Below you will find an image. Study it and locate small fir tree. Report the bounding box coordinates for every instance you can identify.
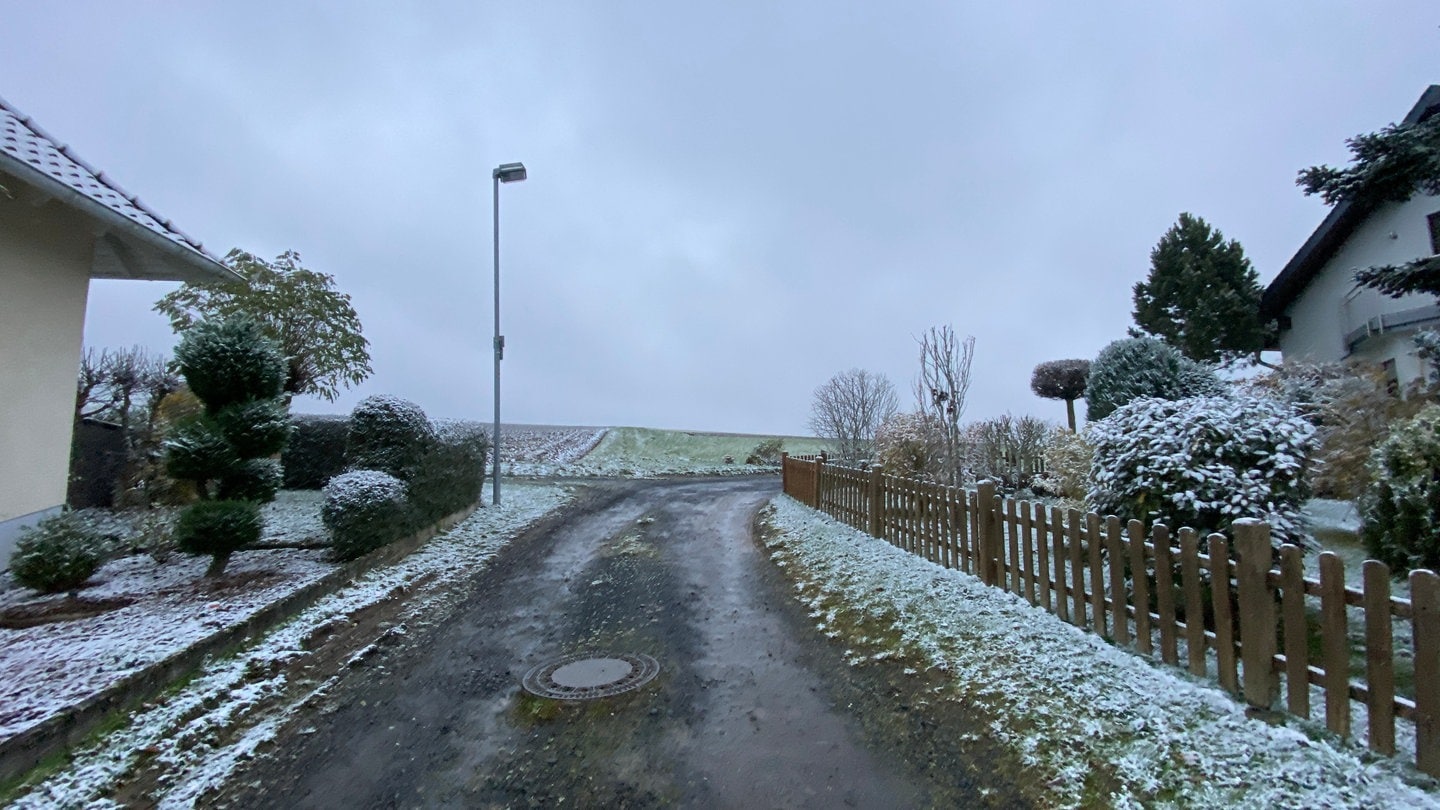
[1132,213,1267,364]
[165,316,290,577]
[1030,359,1090,431]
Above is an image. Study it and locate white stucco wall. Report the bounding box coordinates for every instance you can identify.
[0,193,95,557]
[1278,193,1440,384]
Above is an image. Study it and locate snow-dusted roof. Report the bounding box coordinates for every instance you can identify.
[0,94,237,283]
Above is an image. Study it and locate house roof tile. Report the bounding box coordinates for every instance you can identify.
[0,94,230,277]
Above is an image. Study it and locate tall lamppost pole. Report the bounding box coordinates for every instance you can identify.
[491,161,527,505]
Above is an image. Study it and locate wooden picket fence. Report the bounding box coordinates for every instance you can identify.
[780,452,1440,776]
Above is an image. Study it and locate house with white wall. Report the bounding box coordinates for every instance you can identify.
[1261,85,1440,389]
[0,95,239,562]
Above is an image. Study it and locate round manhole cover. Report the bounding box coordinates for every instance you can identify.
[522,652,660,700]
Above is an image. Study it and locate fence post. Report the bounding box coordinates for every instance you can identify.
[1234,519,1278,711]
[781,452,789,496]
[812,454,825,509]
[976,480,996,586]
[1412,569,1440,776]
[868,464,884,538]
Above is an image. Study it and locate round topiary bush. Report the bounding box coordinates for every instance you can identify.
[346,396,436,479]
[408,421,489,527]
[322,470,410,561]
[172,316,286,412]
[218,458,285,502]
[9,513,106,594]
[174,500,263,577]
[1086,337,1226,421]
[1088,395,1315,546]
[215,398,292,459]
[1361,404,1440,575]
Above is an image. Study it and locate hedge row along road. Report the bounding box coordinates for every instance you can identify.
[176,477,1023,807]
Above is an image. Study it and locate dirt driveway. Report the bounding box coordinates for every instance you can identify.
[208,477,1027,808]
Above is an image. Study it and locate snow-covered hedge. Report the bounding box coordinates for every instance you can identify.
[282,414,350,489]
[1088,395,1315,546]
[346,395,436,479]
[874,412,943,478]
[1085,337,1225,421]
[1361,404,1440,575]
[322,470,410,560]
[410,421,489,526]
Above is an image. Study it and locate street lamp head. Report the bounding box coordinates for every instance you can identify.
[493,162,527,183]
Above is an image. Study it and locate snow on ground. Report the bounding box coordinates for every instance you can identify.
[0,548,334,742]
[8,481,571,809]
[511,426,826,478]
[500,427,609,476]
[764,494,1440,809]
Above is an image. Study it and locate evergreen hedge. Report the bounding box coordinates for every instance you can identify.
[282,414,350,489]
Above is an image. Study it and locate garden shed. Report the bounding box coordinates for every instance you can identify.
[0,95,238,562]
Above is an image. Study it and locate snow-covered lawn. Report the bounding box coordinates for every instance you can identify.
[765,494,1440,808]
[0,482,571,799]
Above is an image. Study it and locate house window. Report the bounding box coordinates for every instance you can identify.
[1429,210,1440,255]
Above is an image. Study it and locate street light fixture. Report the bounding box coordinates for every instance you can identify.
[492,161,526,505]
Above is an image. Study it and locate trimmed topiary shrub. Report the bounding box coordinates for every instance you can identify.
[1086,337,1226,422]
[165,315,291,577]
[1088,395,1315,547]
[173,499,263,577]
[323,470,410,560]
[282,414,351,489]
[409,421,490,527]
[1360,405,1440,575]
[346,396,436,479]
[9,513,106,595]
[172,317,286,412]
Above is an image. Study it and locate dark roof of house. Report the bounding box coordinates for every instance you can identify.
[0,94,236,283]
[1259,85,1440,326]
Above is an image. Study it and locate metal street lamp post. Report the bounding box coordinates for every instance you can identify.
[492,161,526,505]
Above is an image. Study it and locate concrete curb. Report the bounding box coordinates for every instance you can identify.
[0,502,479,786]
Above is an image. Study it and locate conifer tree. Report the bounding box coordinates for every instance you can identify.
[1132,213,1266,364]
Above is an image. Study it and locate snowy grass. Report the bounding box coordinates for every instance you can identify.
[525,426,828,477]
[6,481,572,808]
[764,494,1440,808]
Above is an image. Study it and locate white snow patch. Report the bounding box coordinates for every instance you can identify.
[764,495,1440,808]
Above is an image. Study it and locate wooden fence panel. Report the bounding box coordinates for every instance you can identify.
[1364,560,1395,755]
[1210,535,1238,695]
[1413,569,1440,776]
[1087,513,1105,636]
[1007,498,1021,595]
[1106,516,1128,645]
[1152,524,1177,666]
[1051,507,1069,623]
[1069,509,1086,628]
[1279,544,1309,718]
[1320,552,1350,738]
[1128,519,1151,656]
[1180,528,1206,677]
[1036,506,1051,612]
[1021,502,1037,605]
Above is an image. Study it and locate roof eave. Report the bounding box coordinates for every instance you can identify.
[0,153,239,285]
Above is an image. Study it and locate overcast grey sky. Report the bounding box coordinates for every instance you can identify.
[3,3,1436,435]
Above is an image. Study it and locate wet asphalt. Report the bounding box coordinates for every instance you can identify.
[211,477,1028,809]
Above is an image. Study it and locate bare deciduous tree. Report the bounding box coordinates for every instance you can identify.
[807,368,899,462]
[915,326,975,486]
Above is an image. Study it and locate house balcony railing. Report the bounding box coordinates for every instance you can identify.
[1344,302,1440,353]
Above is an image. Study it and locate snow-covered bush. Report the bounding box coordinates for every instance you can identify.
[1360,405,1440,575]
[173,499,263,577]
[172,316,287,413]
[874,412,944,478]
[409,421,490,526]
[746,438,784,465]
[1085,337,1226,422]
[1034,426,1092,502]
[9,513,105,595]
[281,414,350,489]
[346,395,436,479]
[963,414,1051,491]
[1088,395,1315,546]
[322,470,410,560]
